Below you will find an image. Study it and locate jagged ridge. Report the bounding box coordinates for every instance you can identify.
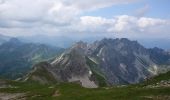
[25,38,170,88]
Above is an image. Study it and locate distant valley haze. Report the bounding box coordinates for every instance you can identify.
[1,34,170,50]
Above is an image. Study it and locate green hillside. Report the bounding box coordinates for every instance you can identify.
[1,71,170,100]
[0,39,64,79]
[140,71,170,88]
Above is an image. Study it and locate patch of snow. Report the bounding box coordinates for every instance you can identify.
[119,63,127,72]
[148,65,158,75]
[102,58,105,61]
[89,70,92,76]
[89,57,98,64]
[51,53,65,64]
[97,47,104,57]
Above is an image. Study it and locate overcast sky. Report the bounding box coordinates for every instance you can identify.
[0,0,170,39]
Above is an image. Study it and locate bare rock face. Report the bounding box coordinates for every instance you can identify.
[50,44,98,88]
[25,38,170,87]
[89,38,170,85]
[89,38,152,84]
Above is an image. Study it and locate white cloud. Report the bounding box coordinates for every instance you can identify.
[0,0,138,24]
[109,16,170,38]
[0,0,169,39]
[78,16,115,32]
[137,17,166,28]
[110,15,137,32]
[0,0,51,21]
[80,16,109,26]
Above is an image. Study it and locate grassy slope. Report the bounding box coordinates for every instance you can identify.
[0,80,57,100]
[0,78,170,100]
[1,70,170,100]
[141,71,170,86]
[26,62,57,84]
[0,42,64,79]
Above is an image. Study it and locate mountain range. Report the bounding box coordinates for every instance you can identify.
[25,38,170,88]
[0,35,170,88]
[0,36,170,100]
[1,34,170,49]
[0,38,64,79]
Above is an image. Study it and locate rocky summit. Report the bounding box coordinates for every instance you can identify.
[25,38,170,88]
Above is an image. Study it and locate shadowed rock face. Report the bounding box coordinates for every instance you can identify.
[88,38,151,84]
[89,38,170,85]
[26,38,170,87]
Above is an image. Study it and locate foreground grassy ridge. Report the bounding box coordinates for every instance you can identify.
[0,71,170,100]
[55,83,170,100]
[26,62,57,84]
[0,80,170,100]
[0,81,57,100]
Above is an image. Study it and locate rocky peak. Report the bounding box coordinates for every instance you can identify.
[26,38,170,87]
[72,41,88,49]
[49,43,99,88]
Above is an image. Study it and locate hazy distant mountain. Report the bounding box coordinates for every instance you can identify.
[18,35,75,48]
[18,35,170,49]
[25,38,170,87]
[0,34,11,45]
[0,38,64,79]
[18,35,106,48]
[138,38,170,50]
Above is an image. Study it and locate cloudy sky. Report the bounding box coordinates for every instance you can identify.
[0,0,170,39]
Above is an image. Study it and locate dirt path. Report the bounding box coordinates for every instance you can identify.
[143,95,170,100]
[0,93,26,100]
[53,90,60,97]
